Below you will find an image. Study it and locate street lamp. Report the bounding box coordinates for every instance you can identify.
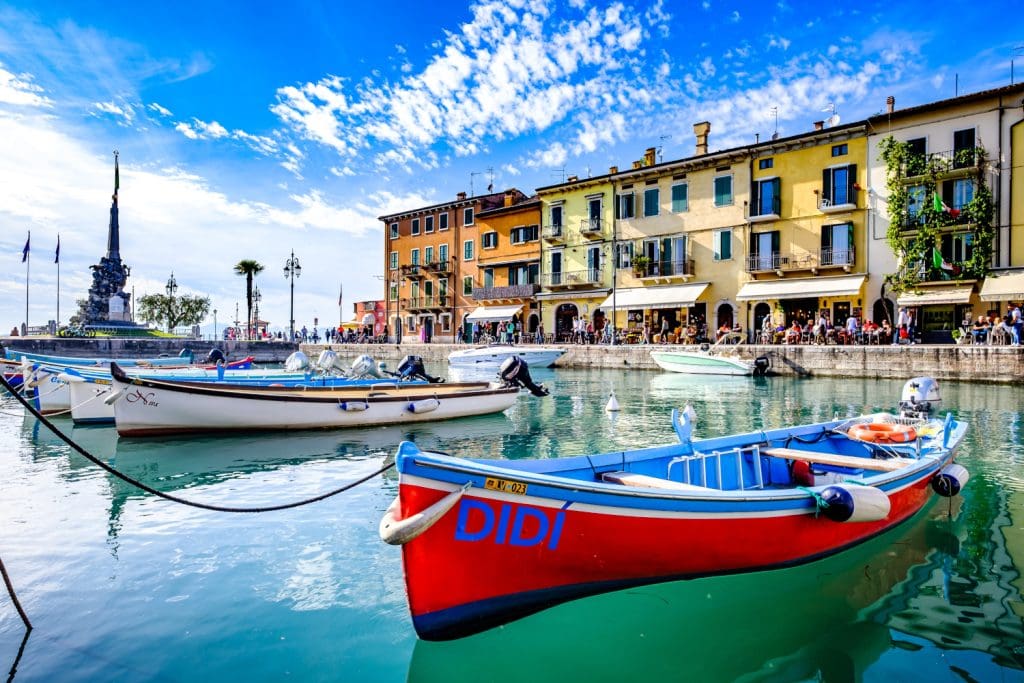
[253,284,262,340]
[165,272,178,332]
[213,308,218,341]
[283,249,301,343]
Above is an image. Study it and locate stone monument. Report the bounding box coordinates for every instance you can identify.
[76,151,134,325]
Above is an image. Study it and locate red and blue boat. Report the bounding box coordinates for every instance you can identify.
[381,377,969,640]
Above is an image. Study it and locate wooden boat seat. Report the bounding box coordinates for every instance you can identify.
[602,471,710,491]
[760,448,914,472]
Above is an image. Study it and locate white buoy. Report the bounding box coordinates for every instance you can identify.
[605,388,620,412]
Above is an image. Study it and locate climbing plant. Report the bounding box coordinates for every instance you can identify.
[878,136,994,293]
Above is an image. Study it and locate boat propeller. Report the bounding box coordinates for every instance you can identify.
[499,356,549,397]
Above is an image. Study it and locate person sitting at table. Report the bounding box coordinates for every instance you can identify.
[785,320,802,344]
[862,319,879,343]
[971,315,989,344]
[879,319,893,344]
[716,322,732,341]
[683,324,697,344]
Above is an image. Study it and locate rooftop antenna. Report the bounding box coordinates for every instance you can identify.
[770,106,779,140]
[552,167,566,183]
[658,135,672,162]
[470,171,482,197]
[823,102,840,128]
[486,167,494,193]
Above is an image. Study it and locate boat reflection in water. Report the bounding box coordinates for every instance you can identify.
[408,503,961,683]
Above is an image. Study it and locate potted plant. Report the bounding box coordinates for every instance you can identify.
[632,256,651,276]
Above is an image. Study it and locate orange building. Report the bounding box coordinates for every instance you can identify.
[380,190,519,342]
[466,193,542,341]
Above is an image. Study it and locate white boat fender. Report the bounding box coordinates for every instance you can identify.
[931,463,969,497]
[605,389,620,412]
[407,398,441,414]
[103,386,128,405]
[818,484,891,523]
[379,482,472,545]
[338,400,369,412]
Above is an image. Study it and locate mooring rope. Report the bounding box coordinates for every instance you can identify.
[0,374,395,513]
[32,388,107,418]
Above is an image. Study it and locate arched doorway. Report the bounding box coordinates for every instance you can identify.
[872,298,894,325]
[527,313,539,334]
[753,302,771,341]
[716,302,735,335]
[555,303,578,342]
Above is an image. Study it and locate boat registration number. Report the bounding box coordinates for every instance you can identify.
[484,477,527,496]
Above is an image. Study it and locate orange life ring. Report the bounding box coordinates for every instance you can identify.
[848,423,917,443]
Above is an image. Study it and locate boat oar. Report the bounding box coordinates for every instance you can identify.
[379,482,472,546]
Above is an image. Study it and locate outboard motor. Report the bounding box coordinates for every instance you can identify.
[179,347,195,364]
[349,354,384,379]
[284,351,310,372]
[395,355,444,383]
[315,349,347,375]
[498,356,549,397]
[205,348,226,365]
[753,355,771,377]
[899,376,941,419]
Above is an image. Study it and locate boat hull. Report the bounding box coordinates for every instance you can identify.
[651,350,752,376]
[448,347,565,368]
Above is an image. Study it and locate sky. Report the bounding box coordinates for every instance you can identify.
[1,0,1022,334]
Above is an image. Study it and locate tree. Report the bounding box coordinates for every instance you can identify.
[234,259,265,339]
[137,293,211,332]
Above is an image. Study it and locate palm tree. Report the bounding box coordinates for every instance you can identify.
[234,259,265,339]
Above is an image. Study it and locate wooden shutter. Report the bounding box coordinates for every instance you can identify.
[845,165,856,205]
[822,169,832,203]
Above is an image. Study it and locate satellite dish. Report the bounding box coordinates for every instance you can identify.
[826,114,840,128]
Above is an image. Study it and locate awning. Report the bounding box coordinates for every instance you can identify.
[896,285,973,306]
[599,283,709,310]
[465,305,523,322]
[736,275,865,301]
[979,271,1024,302]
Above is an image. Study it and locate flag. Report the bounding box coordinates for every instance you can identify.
[338,283,343,307]
[114,153,120,197]
[55,235,60,264]
[932,248,954,272]
[21,233,29,262]
[932,192,961,218]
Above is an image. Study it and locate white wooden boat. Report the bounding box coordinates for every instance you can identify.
[650,333,767,376]
[108,362,534,437]
[448,345,565,368]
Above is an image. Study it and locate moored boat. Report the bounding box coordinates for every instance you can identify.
[650,333,768,376]
[380,377,968,640]
[448,345,565,368]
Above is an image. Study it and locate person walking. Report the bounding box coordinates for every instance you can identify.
[895,308,909,345]
[659,316,670,344]
[1011,303,1022,346]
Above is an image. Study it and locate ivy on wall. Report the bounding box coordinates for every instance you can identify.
[878,135,994,293]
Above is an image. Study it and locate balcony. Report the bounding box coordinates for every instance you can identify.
[900,209,971,233]
[541,268,603,289]
[579,218,604,236]
[403,295,451,312]
[401,264,426,279]
[818,196,857,214]
[817,247,855,270]
[633,259,696,280]
[542,224,565,242]
[902,148,980,178]
[749,196,781,223]
[471,283,540,301]
[423,260,452,274]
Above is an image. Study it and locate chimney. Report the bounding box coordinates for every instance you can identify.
[813,120,824,131]
[609,165,618,174]
[643,147,657,166]
[504,190,515,207]
[631,160,642,170]
[886,95,895,114]
[456,191,467,201]
[567,175,578,182]
[693,121,711,155]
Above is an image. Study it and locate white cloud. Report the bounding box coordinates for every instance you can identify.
[730,10,741,22]
[93,100,135,124]
[524,142,567,169]
[502,162,520,176]
[0,64,53,107]
[148,102,172,117]
[174,117,229,140]
[702,1,710,9]
[767,35,791,51]
[329,166,356,177]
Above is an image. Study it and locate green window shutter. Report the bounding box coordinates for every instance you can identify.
[821,225,832,251]
[644,189,659,217]
[822,169,832,203]
[672,184,688,212]
[721,231,732,260]
[771,231,780,254]
[846,165,856,204]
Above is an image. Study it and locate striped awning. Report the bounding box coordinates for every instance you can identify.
[979,271,1024,302]
[896,285,973,306]
[736,275,865,301]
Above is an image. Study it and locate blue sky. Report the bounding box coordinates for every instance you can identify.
[1,0,1021,334]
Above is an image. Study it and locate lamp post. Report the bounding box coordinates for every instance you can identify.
[283,249,301,343]
[165,272,177,332]
[253,284,262,340]
[213,308,217,341]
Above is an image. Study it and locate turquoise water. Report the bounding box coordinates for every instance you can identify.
[1,369,1023,682]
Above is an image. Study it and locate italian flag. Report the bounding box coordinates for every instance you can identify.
[932,192,961,218]
[932,247,954,272]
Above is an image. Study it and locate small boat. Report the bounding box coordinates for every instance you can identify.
[380,377,968,640]
[5,348,251,369]
[448,345,565,368]
[650,333,768,376]
[108,356,548,437]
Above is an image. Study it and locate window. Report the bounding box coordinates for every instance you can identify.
[822,164,857,207]
[907,184,926,225]
[406,316,414,330]
[439,212,449,231]
[758,158,774,170]
[671,183,688,213]
[752,177,780,217]
[587,197,603,232]
[410,248,420,265]
[439,244,448,266]
[463,207,474,226]
[425,215,434,233]
[438,278,448,298]
[749,231,780,271]
[482,231,498,249]
[550,204,563,227]
[510,225,539,244]
[424,281,433,300]
[713,228,732,261]
[953,128,976,168]
[549,251,563,285]
[831,144,848,157]
[424,246,434,264]
[389,251,398,270]
[389,283,398,301]
[617,192,635,219]
[714,175,733,206]
[821,223,854,266]
[411,218,420,235]
[462,276,473,295]
[439,313,451,332]
[463,240,474,261]
[508,264,537,285]
[941,233,974,264]
[389,222,399,239]
[643,188,660,217]
[410,282,419,300]
[906,137,927,175]
[483,268,494,288]
[615,242,633,269]
[943,178,975,211]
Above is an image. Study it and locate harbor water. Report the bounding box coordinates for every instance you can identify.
[1,368,1023,682]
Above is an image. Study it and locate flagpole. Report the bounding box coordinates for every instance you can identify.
[24,230,30,335]
[56,234,60,329]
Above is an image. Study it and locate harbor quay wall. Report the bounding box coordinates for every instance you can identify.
[3,337,1022,383]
